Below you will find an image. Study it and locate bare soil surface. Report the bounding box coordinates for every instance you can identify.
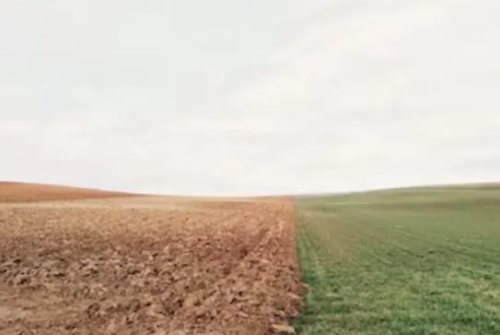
[0,182,136,203]
[0,187,304,335]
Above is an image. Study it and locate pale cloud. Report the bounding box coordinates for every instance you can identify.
[1,0,499,195]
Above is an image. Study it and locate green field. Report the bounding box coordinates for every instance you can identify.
[294,186,500,335]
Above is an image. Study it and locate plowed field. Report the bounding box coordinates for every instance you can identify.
[0,186,304,335]
[0,182,135,203]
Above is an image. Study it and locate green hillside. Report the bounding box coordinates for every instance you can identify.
[294,186,500,335]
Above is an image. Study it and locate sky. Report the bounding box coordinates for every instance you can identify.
[1,0,499,196]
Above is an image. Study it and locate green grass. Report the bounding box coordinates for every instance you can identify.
[294,187,500,335]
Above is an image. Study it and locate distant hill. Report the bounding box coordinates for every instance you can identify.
[296,182,500,199]
[0,181,136,203]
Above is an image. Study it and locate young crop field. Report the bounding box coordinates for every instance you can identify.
[294,187,500,335]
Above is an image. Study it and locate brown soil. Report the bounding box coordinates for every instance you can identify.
[0,182,136,203]
[0,185,304,335]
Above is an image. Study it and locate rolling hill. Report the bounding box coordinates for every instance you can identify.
[0,181,136,203]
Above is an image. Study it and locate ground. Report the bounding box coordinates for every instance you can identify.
[0,182,135,203]
[5,182,500,335]
[0,184,304,335]
[294,187,500,335]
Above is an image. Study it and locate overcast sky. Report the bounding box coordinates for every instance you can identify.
[1,0,499,196]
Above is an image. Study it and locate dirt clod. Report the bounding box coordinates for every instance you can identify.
[271,324,296,334]
[86,303,101,319]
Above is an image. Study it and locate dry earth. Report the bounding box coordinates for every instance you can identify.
[0,184,304,335]
[0,182,136,203]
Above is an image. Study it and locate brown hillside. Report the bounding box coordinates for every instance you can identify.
[0,196,304,335]
[0,182,136,203]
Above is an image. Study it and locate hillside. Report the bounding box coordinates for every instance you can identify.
[0,185,303,335]
[0,182,136,203]
[294,185,500,334]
